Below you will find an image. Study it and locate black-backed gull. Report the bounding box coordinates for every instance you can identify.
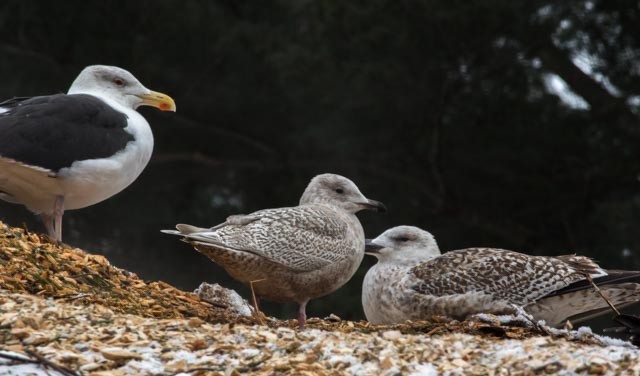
[0,65,176,241]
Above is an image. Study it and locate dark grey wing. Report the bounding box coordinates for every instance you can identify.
[410,248,587,305]
[182,206,356,273]
[0,94,132,171]
[0,97,33,107]
[542,269,640,298]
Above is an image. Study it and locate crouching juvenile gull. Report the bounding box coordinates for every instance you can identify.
[363,225,640,327]
[163,173,386,327]
[0,65,176,241]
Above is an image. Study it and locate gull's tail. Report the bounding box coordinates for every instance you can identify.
[526,270,640,327]
[161,223,213,236]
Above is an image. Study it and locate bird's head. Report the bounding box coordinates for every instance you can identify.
[365,225,441,263]
[68,65,176,112]
[299,173,386,214]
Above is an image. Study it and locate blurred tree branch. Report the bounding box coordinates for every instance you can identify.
[527,6,640,141]
[537,40,638,126]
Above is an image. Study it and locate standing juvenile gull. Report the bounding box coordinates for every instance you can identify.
[363,226,640,327]
[0,65,176,241]
[163,173,386,327]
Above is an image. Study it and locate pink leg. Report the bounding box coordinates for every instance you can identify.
[53,196,64,242]
[39,213,55,238]
[298,300,309,329]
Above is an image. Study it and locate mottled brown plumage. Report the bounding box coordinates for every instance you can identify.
[363,226,640,327]
[410,248,599,306]
[164,173,386,326]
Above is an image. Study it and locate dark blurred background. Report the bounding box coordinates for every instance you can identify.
[0,1,639,327]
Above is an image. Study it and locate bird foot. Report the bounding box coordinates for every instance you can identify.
[510,304,549,335]
[39,232,62,245]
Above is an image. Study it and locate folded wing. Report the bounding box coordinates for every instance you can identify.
[409,248,600,306]
[169,205,354,273]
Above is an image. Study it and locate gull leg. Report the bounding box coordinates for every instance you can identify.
[53,195,64,242]
[249,278,267,325]
[249,278,266,313]
[298,300,309,329]
[39,213,55,238]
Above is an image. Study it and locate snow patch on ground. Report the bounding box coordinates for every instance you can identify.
[409,363,439,376]
[194,282,252,316]
[0,350,65,376]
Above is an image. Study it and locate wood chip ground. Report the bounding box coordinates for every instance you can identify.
[0,222,638,375]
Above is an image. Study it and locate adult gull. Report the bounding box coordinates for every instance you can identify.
[0,65,176,241]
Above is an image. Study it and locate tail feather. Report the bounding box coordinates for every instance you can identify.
[564,301,640,324]
[527,283,640,327]
[0,157,60,212]
[164,225,236,252]
[161,223,212,236]
[175,223,209,234]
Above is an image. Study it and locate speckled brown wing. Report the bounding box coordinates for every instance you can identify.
[409,248,590,305]
[183,205,355,273]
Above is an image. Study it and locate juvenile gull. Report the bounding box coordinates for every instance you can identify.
[0,65,176,241]
[363,226,640,327]
[163,173,386,326]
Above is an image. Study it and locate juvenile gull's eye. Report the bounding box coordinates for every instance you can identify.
[335,188,344,194]
[114,78,124,86]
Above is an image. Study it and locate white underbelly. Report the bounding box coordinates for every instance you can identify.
[0,139,152,214]
[57,139,152,210]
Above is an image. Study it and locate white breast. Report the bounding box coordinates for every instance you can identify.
[362,263,412,325]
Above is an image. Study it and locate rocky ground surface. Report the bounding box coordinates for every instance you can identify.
[0,222,639,375]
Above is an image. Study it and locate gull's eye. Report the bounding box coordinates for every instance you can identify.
[335,188,344,194]
[114,78,125,86]
[398,237,409,242]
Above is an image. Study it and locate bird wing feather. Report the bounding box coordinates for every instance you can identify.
[409,248,590,306]
[180,205,354,273]
[0,157,62,204]
[0,94,132,172]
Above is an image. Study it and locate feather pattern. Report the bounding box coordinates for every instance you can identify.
[410,248,597,306]
[182,205,354,273]
[362,226,640,327]
[164,173,385,325]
